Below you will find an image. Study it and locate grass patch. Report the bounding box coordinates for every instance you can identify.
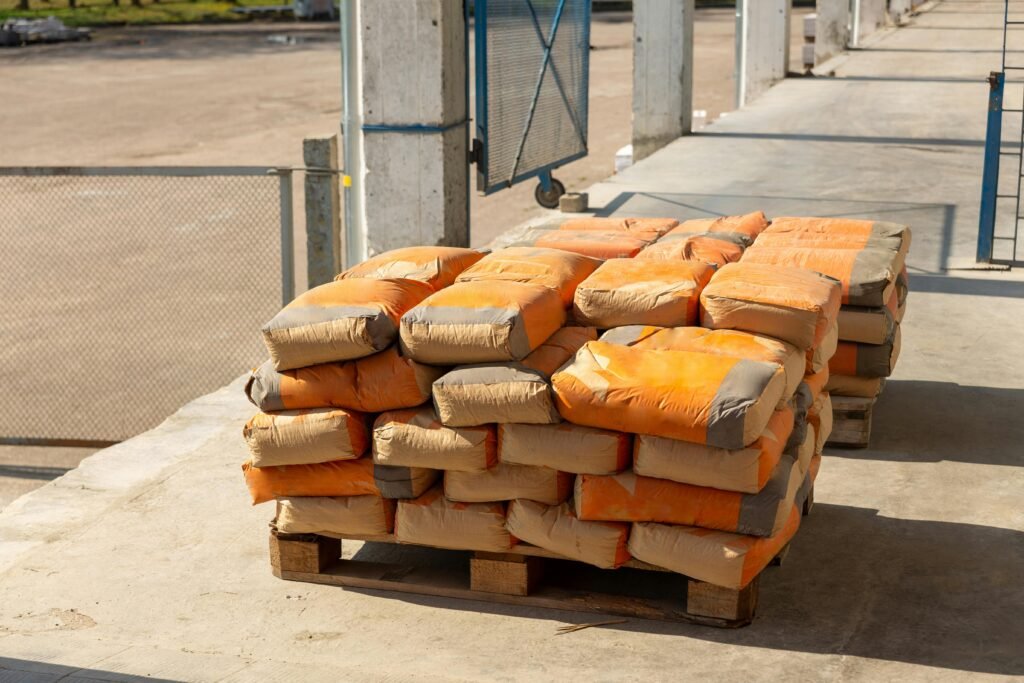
[0,0,290,27]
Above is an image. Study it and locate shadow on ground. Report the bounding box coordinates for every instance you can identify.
[0,657,179,682]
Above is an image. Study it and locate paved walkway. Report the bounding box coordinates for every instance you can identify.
[1,2,1022,680]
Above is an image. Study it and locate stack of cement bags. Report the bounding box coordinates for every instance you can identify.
[241,214,863,593]
[742,218,910,404]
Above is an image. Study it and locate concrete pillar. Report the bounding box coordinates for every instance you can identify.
[348,0,468,262]
[632,0,695,162]
[814,0,851,66]
[853,0,888,46]
[735,0,791,108]
[303,135,343,288]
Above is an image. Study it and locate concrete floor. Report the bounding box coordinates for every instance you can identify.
[1,1,1022,680]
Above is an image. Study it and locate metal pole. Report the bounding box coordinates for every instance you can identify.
[851,0,861,48]
[977,72,1004,264]
[735,0,748,108]
[340,0,364,268]
[278,170,296,305]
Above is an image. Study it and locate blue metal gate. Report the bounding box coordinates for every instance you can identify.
[473,0,590,208]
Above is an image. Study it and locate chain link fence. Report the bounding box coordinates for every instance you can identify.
[0,167,294,444]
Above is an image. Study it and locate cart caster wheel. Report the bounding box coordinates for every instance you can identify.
[534,178,566,209]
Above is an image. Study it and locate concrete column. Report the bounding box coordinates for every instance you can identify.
[853,0,888,46]
[632,0,695,163]
[303,135,343,288]
[350,0,468,261]
[814,0,851,66]
[735,0,791,108]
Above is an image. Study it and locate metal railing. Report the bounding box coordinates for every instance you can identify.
[0,166,295,445]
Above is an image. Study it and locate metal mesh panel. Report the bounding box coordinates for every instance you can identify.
[480,0,589,192]
[0,170,288,443]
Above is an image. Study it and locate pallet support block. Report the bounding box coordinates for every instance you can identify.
[269,533,341,575]
[470,552,544,597]
[827,395,876,448]
[686,576,759,622]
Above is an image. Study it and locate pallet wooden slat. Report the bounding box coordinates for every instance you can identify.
[827,395,876,448]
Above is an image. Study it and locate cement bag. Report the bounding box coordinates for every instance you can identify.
[400,281,565,364]
[275,496,395,537]
[572,259,715,328]
[803,368,829,403]
[373,463,439,499]
[826,374,884,398]
[574,453,805,537]
[559,216,679,240]
[837,294,900,344]
[786,383,813,453]
[372,407,497,472]
[262,278,434,371]
[241,457,378,505]
[431,326,597,427]
[506,500,631,569]
[243,408,370,468]
[633,406,794,494]
[445,463,573,505]
[828,327,901,378]
[809,392,833,453]
[455,247,601,306]
[700,262,842,350]
[806,321,839,374]
[637,233,745,267]
[628,505,800,589]
[246,347,444,413]
[552,342,786,449]
[664,211,769,247]
[395,485,514,552]
[498,422,632,475]
[509,228,653,260]
[760,217,911,255]
[336,246,485,291]
[741,245,904,307]
[597,326,804,403]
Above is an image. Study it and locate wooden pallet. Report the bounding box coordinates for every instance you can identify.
[268,500,808,628]
[827,395,876,448]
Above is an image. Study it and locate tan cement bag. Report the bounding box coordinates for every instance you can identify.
[826,374,884,398]
[664,212,769,247]
[445,463,573,505]
[431,326,597,427]
[506,500,631,569]
[498,422,632,475]
[597,325,805,403]
[633,406,794,494]
[559,216,679,240]
[700,262,842,350]
[243,408,370,468]
[395,485,514,552]
[628,504,800,589]
[806,321,839,374]
[373,463,439,499]
[454,247,601,306]
[336,246,485,291]
[572,259,715,328]
[829,327,901,378]
[637,233,745,267]
[400,281,566,364]
[372,407,496,472]
[262,278,435,370]
[275,496,395,537]
[809,392,833,453]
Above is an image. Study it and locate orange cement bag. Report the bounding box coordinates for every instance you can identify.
[243,408,371,468]
[598,325,804,402]
[399,281,565,364]
[373,463,439,499]
[837,290,901,344]
[262,278,434,370]
[828,327,901,378]
[336,246,485,291]
[431,326,596,427]
[633,406,795,494]
[760,217,911,255]
[574,453,805,537]
[455,247,601,306]
[806,321,839,374]
[372,407,497,472]
[552,342,787,449]
[242,457,379,505]
[700,262,842,350]
[395,485,514,552]
[510,228,653,259]
[826,374,884,398]
[559,216,679,240]
[498,422,632,475]
[572,259,715,328]
[444,463,573,505]
[275,496,395,537]
[808,392,833,453]
[628,504,800,589]
[638,233,745,267]
[665,211,769,246]
[245,347,444,413]
[506,500,631,569]
[741,245,904,307]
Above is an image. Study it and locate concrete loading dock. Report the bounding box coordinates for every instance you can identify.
[1,0,1022,680]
